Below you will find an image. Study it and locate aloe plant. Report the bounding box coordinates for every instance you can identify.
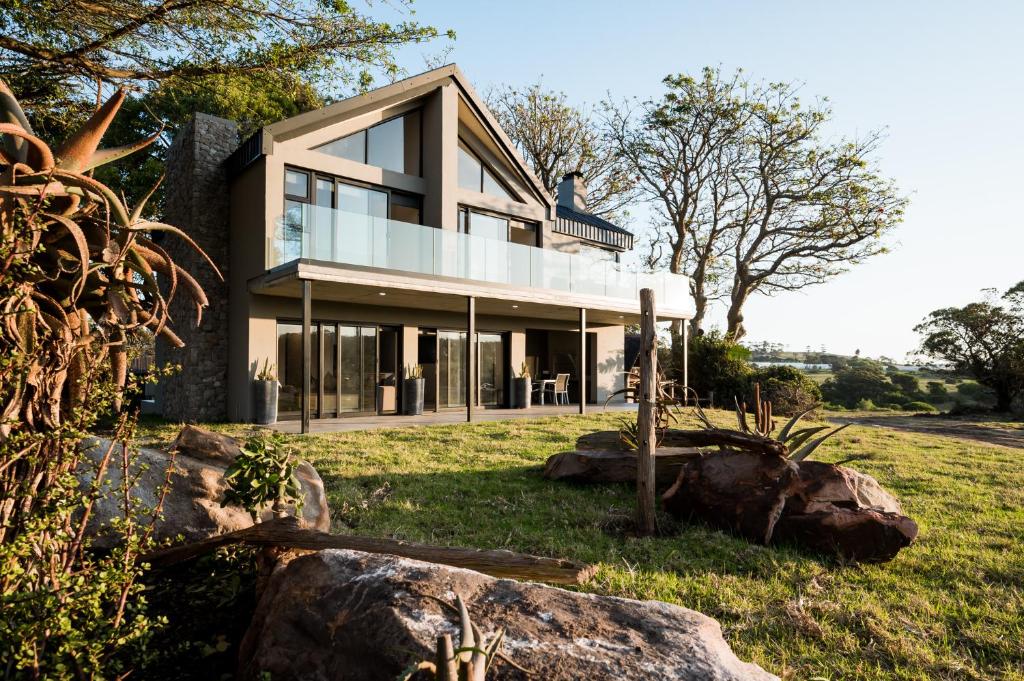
[400,595,506,681]
[694,383,849,461]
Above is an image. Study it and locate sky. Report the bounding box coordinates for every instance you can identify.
[383,1,1023,360]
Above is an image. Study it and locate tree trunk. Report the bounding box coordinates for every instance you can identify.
[726,286,748,341]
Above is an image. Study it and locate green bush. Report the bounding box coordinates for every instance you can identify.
[904,401,938,412]
[926,381,949,403]
[751,365,822,416]
[686,331,752,405]
[855,398,880,411]
[879,390,912,406]
[823,362,892,407]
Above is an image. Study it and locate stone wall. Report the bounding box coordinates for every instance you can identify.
[156,114,238,421]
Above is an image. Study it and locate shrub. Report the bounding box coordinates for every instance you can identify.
[890,372,924,399]
[878,390,911,406]
[903,401,938,412]
[750,365,822,416]
[926,381,949,402]
[855,398,880,411]
[822,363,892,408]
[686,331,752,405]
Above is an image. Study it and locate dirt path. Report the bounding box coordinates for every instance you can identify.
[828,414,1024,449]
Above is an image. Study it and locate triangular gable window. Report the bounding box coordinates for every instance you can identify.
[457,140,518,201]
[314,110,421,175]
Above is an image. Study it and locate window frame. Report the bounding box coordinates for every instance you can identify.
[283,164,423,224]
[457,204,538,246]
[314,110,422,176]
[456,138,518,201]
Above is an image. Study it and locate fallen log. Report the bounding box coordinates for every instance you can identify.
[773,508,918,563]
[576,429,787,457]
[543,448,701,486]
[141,516,596,585]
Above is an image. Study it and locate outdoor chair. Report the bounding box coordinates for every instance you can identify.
[544,373,570,405]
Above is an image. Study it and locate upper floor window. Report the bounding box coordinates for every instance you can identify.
[458,207,538,246]
[315,110,421,175]
[457,141,516,201]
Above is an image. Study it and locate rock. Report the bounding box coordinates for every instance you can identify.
[239,549,779,681]
[79,427,330,548]
[659,450,918,563]
[773,508,919,563]
[661,451,799,545]
[543,448,700,487]
[788,461,902,515]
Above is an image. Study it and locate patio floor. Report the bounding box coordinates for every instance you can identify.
[271,402,637,434]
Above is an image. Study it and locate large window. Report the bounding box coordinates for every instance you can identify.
[315,110,421,175]
[457,141,516,201]
[457,207,538,246]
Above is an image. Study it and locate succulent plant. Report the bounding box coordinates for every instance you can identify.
[0,78,219,427]
[400,594,506,681]
[694,383,849,462]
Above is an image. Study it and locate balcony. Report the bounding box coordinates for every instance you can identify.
[269,206,690,307]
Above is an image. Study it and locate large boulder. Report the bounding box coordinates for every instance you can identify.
[80,426,330,548]
[239,549,778,681]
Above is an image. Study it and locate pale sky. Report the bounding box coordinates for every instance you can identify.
[386,0,1023,360]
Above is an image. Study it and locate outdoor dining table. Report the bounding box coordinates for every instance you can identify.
[535,378,557,405]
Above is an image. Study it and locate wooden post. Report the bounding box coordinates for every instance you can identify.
[578,307,587,415]
[682,321,689,404]
[466,296,475,423]
[301,279,311,435]
[637,288,657,536]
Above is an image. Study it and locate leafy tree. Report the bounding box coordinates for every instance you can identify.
[915,283,1024,412]
[751,365,822,416]
[487,82,635,219]
[0,0,446,108]
[821,363,892,408]
[605,68,747,334]
[608,67,908,340]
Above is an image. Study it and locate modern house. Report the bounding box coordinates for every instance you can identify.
[155,64,694,431]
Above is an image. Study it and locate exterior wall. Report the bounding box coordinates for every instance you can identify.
[157,113,238,421]
[226,159,268,421]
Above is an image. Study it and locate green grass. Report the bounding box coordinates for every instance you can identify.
[140,410,1024,680]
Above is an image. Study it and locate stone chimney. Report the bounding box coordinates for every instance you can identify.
[557,172,587,212]
[155,113,238,422]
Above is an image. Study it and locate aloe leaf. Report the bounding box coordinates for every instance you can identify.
[456,595,475,663]
[0,123,55,169]
[790,423,851,462]
[784,426,829,452]
[777,405,818,442]
[54,88,126,172]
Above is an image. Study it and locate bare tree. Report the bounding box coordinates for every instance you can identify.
[722,83,907,340]
[487,82,634,219]
[604,68,749,334]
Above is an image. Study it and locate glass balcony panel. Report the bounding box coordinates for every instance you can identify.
[271,206,690,308]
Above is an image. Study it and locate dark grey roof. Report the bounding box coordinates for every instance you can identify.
[555,205,634,251]
[556,205,633,236]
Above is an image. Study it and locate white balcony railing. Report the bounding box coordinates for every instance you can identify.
[270,206,690,305]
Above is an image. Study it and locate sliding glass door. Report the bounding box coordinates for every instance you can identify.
[438,331,466,408]
[478,333,505,407]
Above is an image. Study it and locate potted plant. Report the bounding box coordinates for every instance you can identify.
[403,364,426,415]
[513,361,532,409]
[252,358,279,425]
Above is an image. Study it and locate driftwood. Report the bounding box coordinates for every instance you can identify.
[543,448,701,486]
[636,288,658,536]
[575,429,787,457]
[141,516,596,585]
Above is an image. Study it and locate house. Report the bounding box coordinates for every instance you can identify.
[155,64,694,431]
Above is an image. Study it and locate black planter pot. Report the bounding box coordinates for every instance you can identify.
[513,377,532,409]
[403,378,425,415]
[252,380,279,425]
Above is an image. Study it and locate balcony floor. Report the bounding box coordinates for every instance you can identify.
[270,402,637,434]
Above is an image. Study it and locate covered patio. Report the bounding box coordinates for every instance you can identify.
[270,401,638,434]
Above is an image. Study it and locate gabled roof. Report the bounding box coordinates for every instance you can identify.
[258,64,553,209]
[556,204,634,251]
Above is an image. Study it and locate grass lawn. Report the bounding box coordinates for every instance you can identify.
[141,409,1024,680]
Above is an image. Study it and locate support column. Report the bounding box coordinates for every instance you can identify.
[466,296,476,423]
[579,308,587,415]
[301,279,311,435]
[682,321,689,401]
